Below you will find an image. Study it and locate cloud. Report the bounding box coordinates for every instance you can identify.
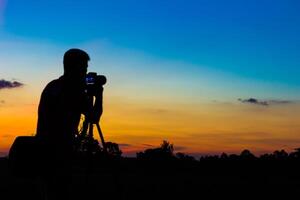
[142,143,155,147]
[2,134,9,138]
[174,145,187,151]
[238,98,268,106]
[0,79,24,90]
[238,98,293,106]
[118,143,132,148]
[268,100,293,104]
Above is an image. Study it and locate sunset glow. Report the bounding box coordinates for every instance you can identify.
[1,0,300,157]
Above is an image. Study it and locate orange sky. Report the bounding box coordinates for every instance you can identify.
[1,85,300,157]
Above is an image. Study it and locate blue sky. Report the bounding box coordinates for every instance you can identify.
[2,0,300,88]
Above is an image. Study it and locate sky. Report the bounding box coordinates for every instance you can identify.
[0,0,300,157]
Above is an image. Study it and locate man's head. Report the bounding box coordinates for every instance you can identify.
[63,48,90,81]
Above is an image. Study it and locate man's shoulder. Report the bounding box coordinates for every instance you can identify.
[42,77,63,96]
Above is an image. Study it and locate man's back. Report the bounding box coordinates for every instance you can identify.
[36,76,86,147]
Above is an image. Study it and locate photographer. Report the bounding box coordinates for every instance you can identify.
[36,48,103,199]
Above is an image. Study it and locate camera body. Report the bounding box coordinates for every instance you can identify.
[86,72,106,85]
[85,72,106,95]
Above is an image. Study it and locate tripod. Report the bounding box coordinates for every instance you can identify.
[87,122,107,152]
[78,89,107,153]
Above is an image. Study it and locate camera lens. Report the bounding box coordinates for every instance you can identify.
[97,75,107,85]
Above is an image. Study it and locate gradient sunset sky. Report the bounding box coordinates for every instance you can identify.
[1,0,300,157]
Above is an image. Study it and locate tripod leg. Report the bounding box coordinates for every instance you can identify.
[88,123,94,138]
[96,123,107,152]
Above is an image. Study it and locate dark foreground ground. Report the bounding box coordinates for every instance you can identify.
[1,156,300,200]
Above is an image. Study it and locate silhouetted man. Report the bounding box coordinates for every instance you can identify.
[36,48,102,199]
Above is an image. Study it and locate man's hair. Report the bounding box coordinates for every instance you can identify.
[63,48,90,73]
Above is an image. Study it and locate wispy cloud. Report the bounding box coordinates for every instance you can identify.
[238,98,268,106]
[268,100,293,104]
[0,79,24,90]
[118,143,132,148]
[174,145,188,151]
[142,143,155,147]
[238,98,293,106]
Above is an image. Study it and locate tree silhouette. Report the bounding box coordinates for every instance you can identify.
[106,142,122,158]
[137,140,175,160]
[160,140,174,155]
[220,152,228,160]
[273,149,288,159]
[240,149,256,160]
[289,148,300,159]
[176,152,195,161]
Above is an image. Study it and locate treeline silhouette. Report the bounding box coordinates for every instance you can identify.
[2,140,300,199]
[136,140,300,162]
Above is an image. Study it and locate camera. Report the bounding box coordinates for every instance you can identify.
[85,72,107,95]
[86,72,107,86]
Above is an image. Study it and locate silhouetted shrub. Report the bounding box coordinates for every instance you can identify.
[106,142,122,158]
[240,149,256,160]
[137,140,175,161]
[176,152,196,161]
[273,149,288,159]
